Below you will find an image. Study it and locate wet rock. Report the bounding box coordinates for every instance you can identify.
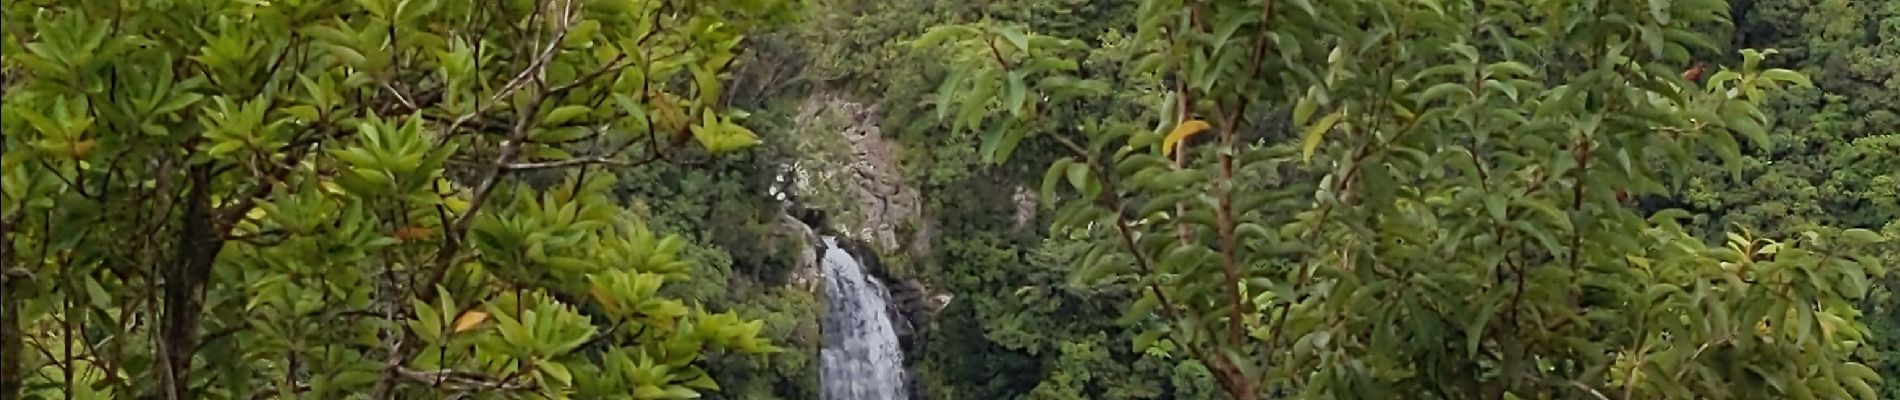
[786,95,926,258]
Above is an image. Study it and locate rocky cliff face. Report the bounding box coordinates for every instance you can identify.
[780,94,950,399]
[785,95,931,260]
[777,207,823,294]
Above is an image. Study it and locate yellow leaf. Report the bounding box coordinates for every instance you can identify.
[591,285,620,315]
[452,310,489,333]
[284,105,320,122]
[443,197,470,214]
[1161,120,1211,155]
[1301,109,1344,163]
[71,140,97,158]
[319,179,345,195]
[394,226,433,241]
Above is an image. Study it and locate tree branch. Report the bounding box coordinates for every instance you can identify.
[430,23,574,151]
[398,366,536,392]
[501,152,659,171]
[376,3,592,395]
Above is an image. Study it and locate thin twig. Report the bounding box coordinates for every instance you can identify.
[502,153,658,171]
[398,366,536,391]
[431,26,574,150]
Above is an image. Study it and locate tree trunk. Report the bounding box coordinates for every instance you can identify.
[1,277,21,400]
[156,165,225,400]
[1,213,21,400]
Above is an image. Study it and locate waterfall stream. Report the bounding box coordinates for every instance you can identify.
[819,236,906,399]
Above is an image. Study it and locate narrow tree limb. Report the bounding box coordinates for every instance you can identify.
[0,239,19,400]
[0,131,19,400]
[502,152,658,171]
[156,164,222,400]
[430,25,573,152]
[398,366,535,392]
[374,3,591,396]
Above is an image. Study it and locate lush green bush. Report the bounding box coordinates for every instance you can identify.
[927,0,1891,398]
[5,0,1893,398]
[0,0,797,398]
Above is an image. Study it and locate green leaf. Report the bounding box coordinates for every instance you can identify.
[1796,305,1814,344]
[955,71,997,132]
[1845,376,1877,400]
[1722,103,1769,150]
[1119,294,1160,325]
[1415,64,1468,81]
[1707,70,1743,89]
[1484,61,1535,78]
[1293,87,1321,127]
[333,370,380,388]
[935,73,966,121]
[284,105,320,122]
[1467,301,1498,358]
[154,93,205,115]
[1640,26,1666,60]
[537,360,574,386]
[544,256,595,272]
[1210,14,1248,49]
[563,20,600,47]
[992,129,1025,164]
[1664,27,1720,53]
[1066,162,1090,193]
[1420,82,1471,104]
[545,105,592,126]
[1069,244,1115,285]
[325,44,369,67]
[614,94,651,130]
[1840,362,1881,383]
[1041,158,1076,203]
[914,25,977,48]
[692,63,722,107]
[663,386,702,399]
[1483,80,1519,101]
[301,25,355,46]
[979,125,1007,164]
[494,313,533,350]
[683,373,721,391]
[1648,0,1672,23]
[1842,229,1886,244]
[1285,0,1317,15]
[1759,69,1813,88]
[1004,71,1027,116]
[1133,329,1167,353]
[1743,49,1776,73]
[996,27,1030,53]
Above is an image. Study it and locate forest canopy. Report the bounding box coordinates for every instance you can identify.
[2,0,1897,399]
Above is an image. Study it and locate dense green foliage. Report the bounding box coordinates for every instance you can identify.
[722,0,1900,398]
[3,0,1895,399]
[922,0,1895,398]
[0,0,800,398]
[1705,0,1900,397]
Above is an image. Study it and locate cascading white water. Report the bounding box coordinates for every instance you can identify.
[820,236,906,399]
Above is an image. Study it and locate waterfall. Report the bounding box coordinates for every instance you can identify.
[820,236,906,399]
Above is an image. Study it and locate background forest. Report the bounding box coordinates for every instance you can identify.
[0,0,1896,399]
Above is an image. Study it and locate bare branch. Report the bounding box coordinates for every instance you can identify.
[546,54,632,97]
[398,366,536,392]
[382,82,418,111]
[502,153,657,171]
